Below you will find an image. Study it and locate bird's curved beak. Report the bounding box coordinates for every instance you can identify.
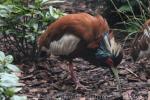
[105,58,122,94]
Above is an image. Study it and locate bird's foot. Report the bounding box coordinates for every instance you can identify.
[75,82,88,90]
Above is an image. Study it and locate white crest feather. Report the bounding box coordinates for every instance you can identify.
[110,37,121,56]
[104,34,121,57]
[104,35,111,51]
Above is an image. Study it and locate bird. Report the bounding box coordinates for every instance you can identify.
[37,13,123,91]
[131,19,150,62]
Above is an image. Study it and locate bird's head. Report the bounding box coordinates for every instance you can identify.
[95,32,123,92]
[96,32,123,67]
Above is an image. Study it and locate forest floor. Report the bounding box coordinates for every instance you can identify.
[19,48,150,100]
[1,0,150,100]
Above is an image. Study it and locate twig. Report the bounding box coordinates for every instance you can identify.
[125,68,138,78]
[87,68,102,73]
[21,74,33,80]
[29,80,47,87]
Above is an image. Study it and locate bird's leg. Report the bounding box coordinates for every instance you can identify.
[68,61,87,90]
[111,67,122,95]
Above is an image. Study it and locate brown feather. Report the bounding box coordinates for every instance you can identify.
[131,19,150,61]
[38,13,109,49]
[37,13,123,90]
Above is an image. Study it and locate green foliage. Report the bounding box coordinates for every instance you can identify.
[0,51,27,100]
[0,0,66,60]
[0,51,20,72]
[109,0,150,40]
[118,4,132,13]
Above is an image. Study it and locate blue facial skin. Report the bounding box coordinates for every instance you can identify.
[95,32,112,66]
[95,32,123,67]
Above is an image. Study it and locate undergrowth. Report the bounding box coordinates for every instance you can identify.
[107,0,150,45]
[0,0,66,61]
[0,51,27,100]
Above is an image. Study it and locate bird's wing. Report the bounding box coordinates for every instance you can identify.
[49,34,80,55]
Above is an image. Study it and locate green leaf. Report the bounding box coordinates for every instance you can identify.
[25,34,36,42]
[11,95,27,100]
[0,95,5,100]
[127,26,139,33]
[0,51,5,62]
[0,19,6,27]
[4,55,13,64]
[0,5,14,14]
[42,0,65,5]
[0,73,22,87]
[119,4,132,13]
[0,10,9,17]
[4,87,22,97]
[49,6,55,17]
[10,88,22,93]
[0,87,4,92]
[5,88,15,97]
[33,23,38,31]
[6,64,20,72]
[41,0,49,4]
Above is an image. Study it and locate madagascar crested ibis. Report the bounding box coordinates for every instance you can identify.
[131,19,150,62]
[37,13,123,92]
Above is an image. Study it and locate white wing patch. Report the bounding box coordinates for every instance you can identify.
[49,34,80,55]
